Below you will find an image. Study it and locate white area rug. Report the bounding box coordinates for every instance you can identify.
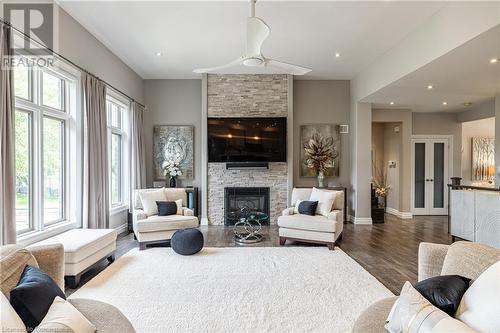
[70,247,393,332]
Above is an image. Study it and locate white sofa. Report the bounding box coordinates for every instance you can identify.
[133,188,199,250]
[277,188,344,250]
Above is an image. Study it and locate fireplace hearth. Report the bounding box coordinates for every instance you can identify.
[224,187,270,225]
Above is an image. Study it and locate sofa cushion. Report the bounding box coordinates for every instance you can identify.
[30,229,117,264]
[0,245,39,299]
[135,215,199,233]
[157,200,180,216]
[441,241,500,280]
[0,292,26,333]
[455,261,500,333]
[277,214,338,233]
[34,296,96,333]
[414,275,471,316]
[297,201,318,216]
[165,188,187,207]
[10,265,66,330]
[139,189,167,216]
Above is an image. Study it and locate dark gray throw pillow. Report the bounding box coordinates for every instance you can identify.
[298,201,318,216]
[156,201,178,216]
[414,274,471,316]
[10,265,66,330]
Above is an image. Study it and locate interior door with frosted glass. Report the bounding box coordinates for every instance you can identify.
[412,139,449,215]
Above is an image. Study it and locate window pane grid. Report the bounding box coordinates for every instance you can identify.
[42,71,65,111]
[14,66,73,236]
[107,98,126,208]
[15,110,33,233]
[43,117,65,225]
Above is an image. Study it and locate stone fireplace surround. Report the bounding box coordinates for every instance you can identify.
[205,74,292,225]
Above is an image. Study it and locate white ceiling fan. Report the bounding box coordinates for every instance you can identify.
[193,0,311,75]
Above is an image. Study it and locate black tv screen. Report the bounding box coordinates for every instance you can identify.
[208,117,287,162]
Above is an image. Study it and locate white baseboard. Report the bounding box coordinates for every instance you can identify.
[386,207,413,219]
[115,223,129,235]
[201,217,209,226]
[353,217,372,225]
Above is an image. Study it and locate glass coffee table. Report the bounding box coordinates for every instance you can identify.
[229,211,268,244]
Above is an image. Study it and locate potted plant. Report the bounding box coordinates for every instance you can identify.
[303,133,338,187]
[162,160,182,188]
[372,166,391,210]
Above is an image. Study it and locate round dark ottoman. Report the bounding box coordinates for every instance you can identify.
[171,228,204,255]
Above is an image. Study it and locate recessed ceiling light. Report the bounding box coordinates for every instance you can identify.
[427,85,433,90]
[155,51,162,57]
[389,101,395,105]
[442,102,448,105]
[490,58,498,64]
[335,52,341,58]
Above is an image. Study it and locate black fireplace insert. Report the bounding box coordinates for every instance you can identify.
[224,187,270,225]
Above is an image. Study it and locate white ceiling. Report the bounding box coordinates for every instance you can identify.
[58,1,446,79]
[367,25,500,113]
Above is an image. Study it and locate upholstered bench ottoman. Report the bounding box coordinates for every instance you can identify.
[29,229,117,288]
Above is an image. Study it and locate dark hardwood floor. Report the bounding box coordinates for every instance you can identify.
[66,214,451,296]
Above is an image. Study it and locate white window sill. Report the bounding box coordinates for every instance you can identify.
[110,204,129,216]
[16,220,80,247]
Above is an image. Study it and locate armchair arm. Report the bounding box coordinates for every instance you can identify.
[418,243,449,281]
[29,244,65,290]
[282,207,295,216]
[182,207,194,216]
[327,210,342,222]
[133,209,147,222]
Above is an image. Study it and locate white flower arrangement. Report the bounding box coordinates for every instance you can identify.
[162,160,183,178]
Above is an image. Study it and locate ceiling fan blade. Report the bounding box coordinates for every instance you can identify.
[266,59,311,75]
[246,17,270,57]
[193,57,244,74]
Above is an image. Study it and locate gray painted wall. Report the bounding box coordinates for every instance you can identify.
[412,112,462,178]
[372,109,412,213]
[293,80,350,188]
[143,80,202,188]
[58,7,144,103]
[461,117,496,184]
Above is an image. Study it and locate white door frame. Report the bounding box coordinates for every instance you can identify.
[411,135,454,215]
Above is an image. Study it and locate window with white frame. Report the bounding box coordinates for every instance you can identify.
[106,96,129,208]
[13,63,80,236]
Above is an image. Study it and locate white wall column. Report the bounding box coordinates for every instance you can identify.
[350,102,373,224]
[201,74,209,225]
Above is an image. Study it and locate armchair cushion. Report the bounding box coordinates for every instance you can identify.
[277,214,340,233]
[309,188,336,216]
[138,189,166,216]
[135,215,199,233]
[165,188,188,206]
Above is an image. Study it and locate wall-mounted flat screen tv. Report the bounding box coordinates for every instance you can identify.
[208,117,287,162]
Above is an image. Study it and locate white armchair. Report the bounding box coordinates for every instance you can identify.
[133,188,199,250]
[277,188,344,250]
